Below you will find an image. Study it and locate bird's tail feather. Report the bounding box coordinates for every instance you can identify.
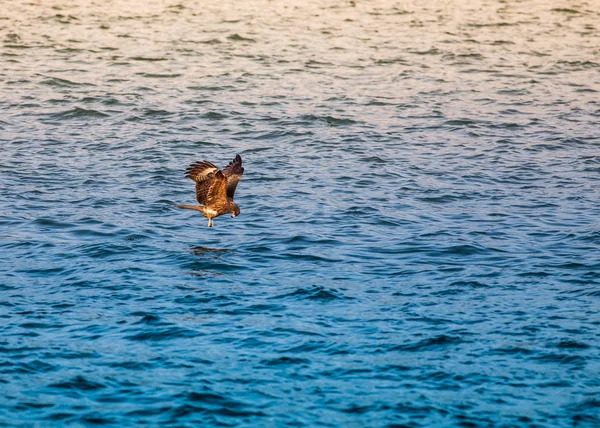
[176,205,203,211]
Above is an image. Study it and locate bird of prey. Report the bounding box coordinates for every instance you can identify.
[176,154,244,227]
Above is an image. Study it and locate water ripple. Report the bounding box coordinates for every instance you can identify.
[1,0,599,426]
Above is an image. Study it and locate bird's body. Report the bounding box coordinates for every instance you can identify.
[176,154,244,227]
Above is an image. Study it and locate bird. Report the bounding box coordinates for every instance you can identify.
[176,154,244,227]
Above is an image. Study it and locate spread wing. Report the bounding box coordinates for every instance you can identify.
[221,154,244,200]
[185,161,227,205]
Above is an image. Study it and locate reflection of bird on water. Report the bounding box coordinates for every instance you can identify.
[176,154,244,227]
[188,246,233,277]
[190,246,232,258]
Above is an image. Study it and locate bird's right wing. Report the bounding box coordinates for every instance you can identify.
[221,154,244,200]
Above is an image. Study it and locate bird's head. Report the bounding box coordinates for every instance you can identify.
[231,204,241,218]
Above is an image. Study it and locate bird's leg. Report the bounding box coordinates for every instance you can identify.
[208,218,213,228]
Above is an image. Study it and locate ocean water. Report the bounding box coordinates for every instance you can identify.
[1,0,599,426]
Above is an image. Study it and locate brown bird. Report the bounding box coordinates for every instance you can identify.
[176,154,244,227]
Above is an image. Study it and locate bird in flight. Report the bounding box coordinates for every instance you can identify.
[177,154,244,227]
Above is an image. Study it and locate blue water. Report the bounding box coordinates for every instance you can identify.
[1,0,599,426]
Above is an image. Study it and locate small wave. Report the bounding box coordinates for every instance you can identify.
[427,244,497,257]
[201,111,228,119]
[187,392,249,410]
[43,413,74,421]
[77,415,116,425]
[33,218,75,229]
[450,280,489,288]
[78,243,132,259]
[132,314,163,325]
[279,253,341,262]
[4,44,35,49]
[271,327,324,337]
[555,60,599,70]
[277,235,340,246]
[124,233,150,242]
[40,77,93,87]
[343,206,372,216]
[6,360,55,374]
[227,34,256,42]
[20,322,65,329]
[174,294,231,305]
[241,146,273,154]
[409,48,443,55]
[272,285,350,302]
[55,48,85,53]
[48,107,109,120]
[71,228,116,238]
[532,353,586,365]
[199,38,222,44]
[222,304,286,315]
[187,85,234,91]
[298,114,357,126]
[467,22,518,28]
[125,327,201,342]
[443,119,478,126]
[49,376,106,391]
[417,194,467,203]
[359,155,387,164]
[551,8,580,14]
[129,56,167,61]
[142,108,174,117]
[491,346,535,355]
[375,57,409,65]
[170,403,265,418]
[259,356,310,366]
[305,60,333,68]
[138,73,182,78]
[555,340,590,349]
[391,335,464,352]
[4,33,21,43]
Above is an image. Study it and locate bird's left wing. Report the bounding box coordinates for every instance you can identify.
[185,160,221,205]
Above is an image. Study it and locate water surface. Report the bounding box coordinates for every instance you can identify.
[1,0,599,426]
